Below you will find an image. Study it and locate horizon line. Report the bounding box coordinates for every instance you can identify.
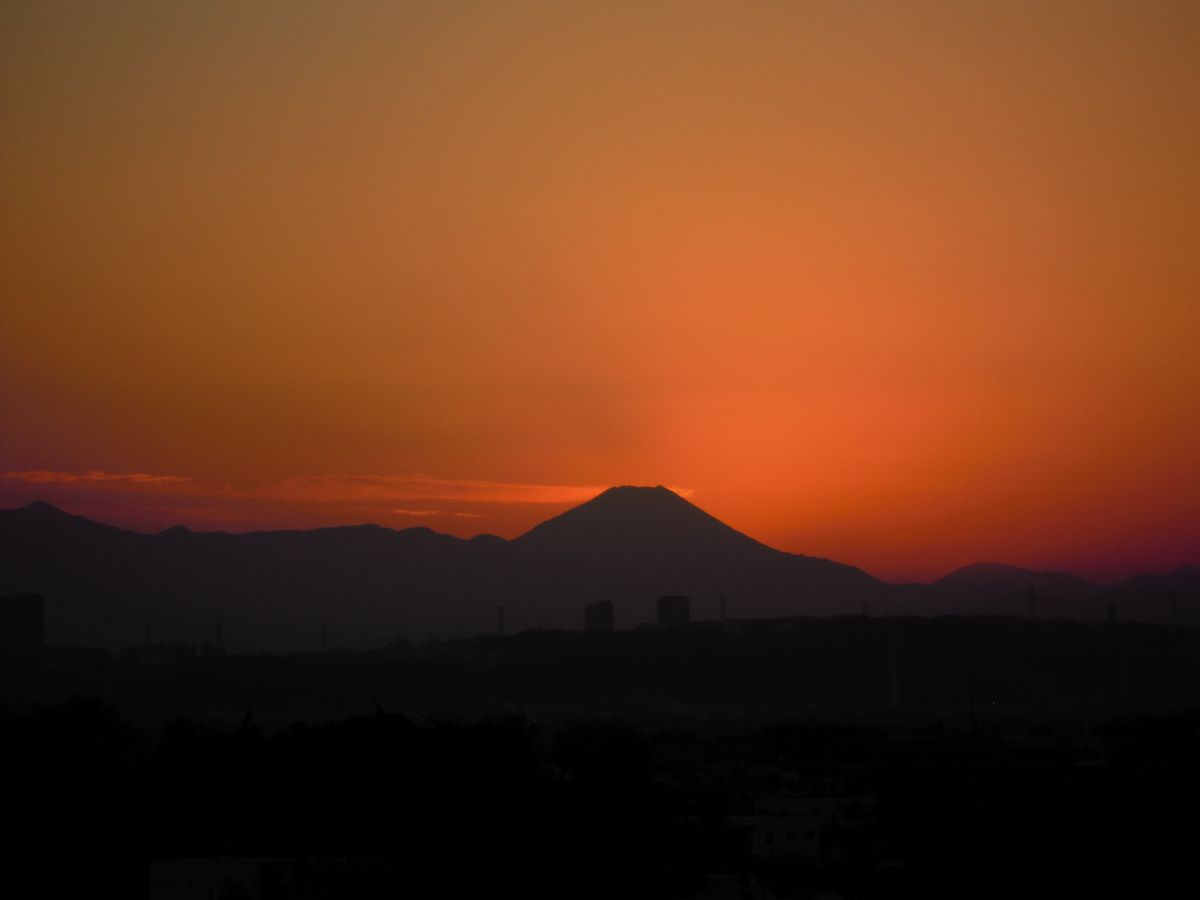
[3,496,1195,591]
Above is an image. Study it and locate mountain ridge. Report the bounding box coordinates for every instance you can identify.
[1,494,1194,650]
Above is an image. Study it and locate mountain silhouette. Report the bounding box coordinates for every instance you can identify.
[926,562,1101,619]
[516,485,767,555]
[510,486,880,625]
[0,493,1192,650]
[1102,566,1200,624]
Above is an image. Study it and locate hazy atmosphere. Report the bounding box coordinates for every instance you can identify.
[3,1,1198,582]
[6,6,1200,899]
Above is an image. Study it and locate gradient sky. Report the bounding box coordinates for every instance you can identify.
[2,1,1197,583]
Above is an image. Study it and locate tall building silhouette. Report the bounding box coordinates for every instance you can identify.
[584,600,614,633]
[0,594,44,667]
[657,595,689,628]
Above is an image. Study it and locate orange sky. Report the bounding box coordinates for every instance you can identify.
[2,2,1197,583]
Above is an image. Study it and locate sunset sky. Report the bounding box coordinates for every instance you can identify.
[2,2,1197,583]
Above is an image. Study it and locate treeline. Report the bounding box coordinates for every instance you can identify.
[4,698,693,898]
[7,697,1200,897]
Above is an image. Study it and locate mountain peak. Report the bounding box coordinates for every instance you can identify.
[14,500,76,520]
[937,562,1095,586]
[513,483,765,556]
[600,484,674,494]
[6,501,129,532]
[1,500,129,538]
[589,484,692,508]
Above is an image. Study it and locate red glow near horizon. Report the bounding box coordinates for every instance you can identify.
[1,3,1197,585]
[0,470,1194,586]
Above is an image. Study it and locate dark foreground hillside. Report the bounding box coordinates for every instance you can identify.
[5,618,1200,897]
[6,696,1200,898]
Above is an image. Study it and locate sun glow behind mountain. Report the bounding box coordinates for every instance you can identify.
[2,2,1198,582]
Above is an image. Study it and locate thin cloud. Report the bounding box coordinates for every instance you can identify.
[2,469,191,485]
[1,470,607,504]
[3,470,691,515]
[252,475,609,506]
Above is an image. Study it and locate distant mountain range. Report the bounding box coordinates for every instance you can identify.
[1,487,1196,651]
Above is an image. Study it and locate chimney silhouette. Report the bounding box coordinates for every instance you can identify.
[889,627,901,714]
[968,677,979,746]
[1120,645,1132,717]
[496,604,505,636]
[1027,585,1036,619]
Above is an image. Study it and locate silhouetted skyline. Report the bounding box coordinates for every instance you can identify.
[3,489,1195,652]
